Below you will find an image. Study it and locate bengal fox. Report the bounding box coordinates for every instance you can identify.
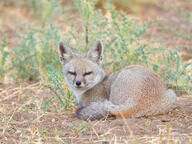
[58,40,176,121]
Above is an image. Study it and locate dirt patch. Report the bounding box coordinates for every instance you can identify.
[140,0,192,61]
[0,83,192,143]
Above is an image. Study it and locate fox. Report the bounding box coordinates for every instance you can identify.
[58,40,176,121]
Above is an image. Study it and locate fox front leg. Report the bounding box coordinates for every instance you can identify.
[75,102,111,121]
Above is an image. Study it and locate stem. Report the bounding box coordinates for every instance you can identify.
[85,23,89,48]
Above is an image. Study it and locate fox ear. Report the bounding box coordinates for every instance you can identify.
[58,41,72,64]
[87,40,103,65]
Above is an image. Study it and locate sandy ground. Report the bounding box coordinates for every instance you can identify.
[0,83,192,143]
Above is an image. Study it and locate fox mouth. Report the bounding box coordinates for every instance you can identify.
[75,86,86,89]
[75,85,88,90]
[75,86,82,89]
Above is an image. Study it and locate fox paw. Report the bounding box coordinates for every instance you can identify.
[75,106,85,118]
[75,106,104,121]
[75,106,115,121]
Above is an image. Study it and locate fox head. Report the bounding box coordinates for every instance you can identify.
[58,40,106,94]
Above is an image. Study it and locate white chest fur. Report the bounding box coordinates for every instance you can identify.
[72,88,85,103]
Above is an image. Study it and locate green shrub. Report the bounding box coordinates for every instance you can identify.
[46,66,74,109]
[10,30,39,81]
[160,50,192,94]
[9,25,60,81]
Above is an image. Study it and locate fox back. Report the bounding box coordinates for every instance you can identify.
[58,40,176,120]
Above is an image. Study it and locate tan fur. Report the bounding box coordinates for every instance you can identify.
[58,40,176,120]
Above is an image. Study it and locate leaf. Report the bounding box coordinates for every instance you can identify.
[41,98,53,110]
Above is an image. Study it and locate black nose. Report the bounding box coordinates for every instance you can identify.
[76,81,81,86]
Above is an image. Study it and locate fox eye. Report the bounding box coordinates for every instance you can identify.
[68,71,76,75]
[84,71,93,76]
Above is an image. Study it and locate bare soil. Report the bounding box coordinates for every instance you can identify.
[0,83,192,143]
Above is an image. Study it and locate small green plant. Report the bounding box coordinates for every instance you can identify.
[46,66,74,109]
[0,35,9,84]
[67,122,88,134]
[10,25,60,81]
[103,10,157,71]
[10,30,38,81]
[160,50,192,94]
[36,25,61,81]
[40,97,54,110]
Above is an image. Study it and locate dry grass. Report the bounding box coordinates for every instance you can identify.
[0,83,192,143]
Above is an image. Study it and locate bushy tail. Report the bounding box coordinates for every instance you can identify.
[161,89,177,111]
[103,100,136,118]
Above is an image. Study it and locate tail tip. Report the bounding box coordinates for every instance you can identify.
[166,89,177,104]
